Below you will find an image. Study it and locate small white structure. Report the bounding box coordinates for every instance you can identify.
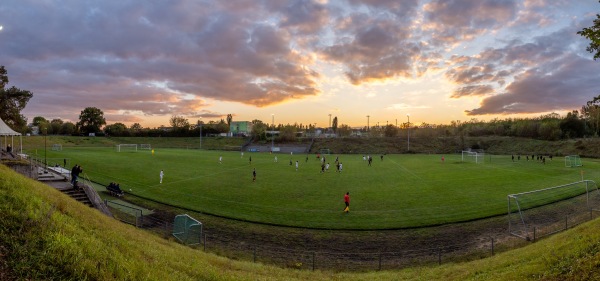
[0,117,22,154]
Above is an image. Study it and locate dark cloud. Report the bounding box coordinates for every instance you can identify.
[278,0,330,34]
[320,11,424,84]
[424,0,517,44]
[1,0,322,122]
[451,85,495,98]
[447,22,599,116]
[465,54,599,115]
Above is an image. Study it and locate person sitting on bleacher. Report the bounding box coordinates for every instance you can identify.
[107,182,124,197]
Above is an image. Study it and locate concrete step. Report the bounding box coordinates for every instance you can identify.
[61,188,93,207]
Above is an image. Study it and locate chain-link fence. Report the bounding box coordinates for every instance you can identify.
[104,195,600,271]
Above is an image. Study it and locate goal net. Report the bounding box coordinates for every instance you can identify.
[140,144,151,150]
[319,148,331,155]
[173,214,202,246]
[508,180,600,240]
[116,144,138,152]
[51,144,62,151]
[461,150,484,164]
[565,155,582,167]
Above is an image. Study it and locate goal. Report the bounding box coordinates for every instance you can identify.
[508,180,600,240]
[319,148,331,155]
[172,214,202,246]
[51,144,62,151]
[140,144,151,150]
[116,144,138,152]
[461,150,484,164]
[565,155,582,167]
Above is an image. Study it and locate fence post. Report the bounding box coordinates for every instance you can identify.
[491,238,494,256]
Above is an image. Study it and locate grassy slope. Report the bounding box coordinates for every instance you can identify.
[1,164,600,280]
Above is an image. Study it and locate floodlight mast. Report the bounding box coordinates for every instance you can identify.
[271,114,274,152]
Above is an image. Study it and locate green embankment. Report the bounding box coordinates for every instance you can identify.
[1,164,600,280]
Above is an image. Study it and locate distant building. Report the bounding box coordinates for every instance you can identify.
[229,121,253,137]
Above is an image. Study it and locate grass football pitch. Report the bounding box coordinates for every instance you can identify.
[40,148,600,229]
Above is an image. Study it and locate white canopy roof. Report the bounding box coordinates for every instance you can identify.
[0,117,21,136]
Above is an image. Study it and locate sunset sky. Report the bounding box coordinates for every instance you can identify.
[0,1,598,128]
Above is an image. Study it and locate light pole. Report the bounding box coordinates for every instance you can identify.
[367,115,370,131]
[271,114,275,152]
[43,127,47,172]
[406,114,410,151]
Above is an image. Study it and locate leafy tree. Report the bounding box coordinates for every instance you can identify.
[578,3,600,60]
[50,119,63,135]
[0,66,8,88]
[332,116,338,133]
[38,121,51,135]
[384,124,398,137]
[77,107,106,134]
[278,125,297,142]
[130,123,143,131]
[581,94,600,136]
[337,124,352,137]
[61,122,76,135]
[32,116,48,126]
[226,114,233,130]
[215,119,229,133]
[104,123,128,136]
[250,119,267,141]
[169,115,190,129]
[560,110,586,138]
[0,66,33,132]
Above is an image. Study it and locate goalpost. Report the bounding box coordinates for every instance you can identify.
[51,144,62,151]
[461,150,484,164]
[565,155,582,167]
[319,148,331,155]
[508,180,600,240]
[140,144,151,150]
[172,214,202,246]
[116,144,138,152]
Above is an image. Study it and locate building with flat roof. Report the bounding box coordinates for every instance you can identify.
[230,121,253,137]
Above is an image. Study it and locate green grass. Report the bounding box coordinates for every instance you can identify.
[2,164,600,280]
[36,147,600,229]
